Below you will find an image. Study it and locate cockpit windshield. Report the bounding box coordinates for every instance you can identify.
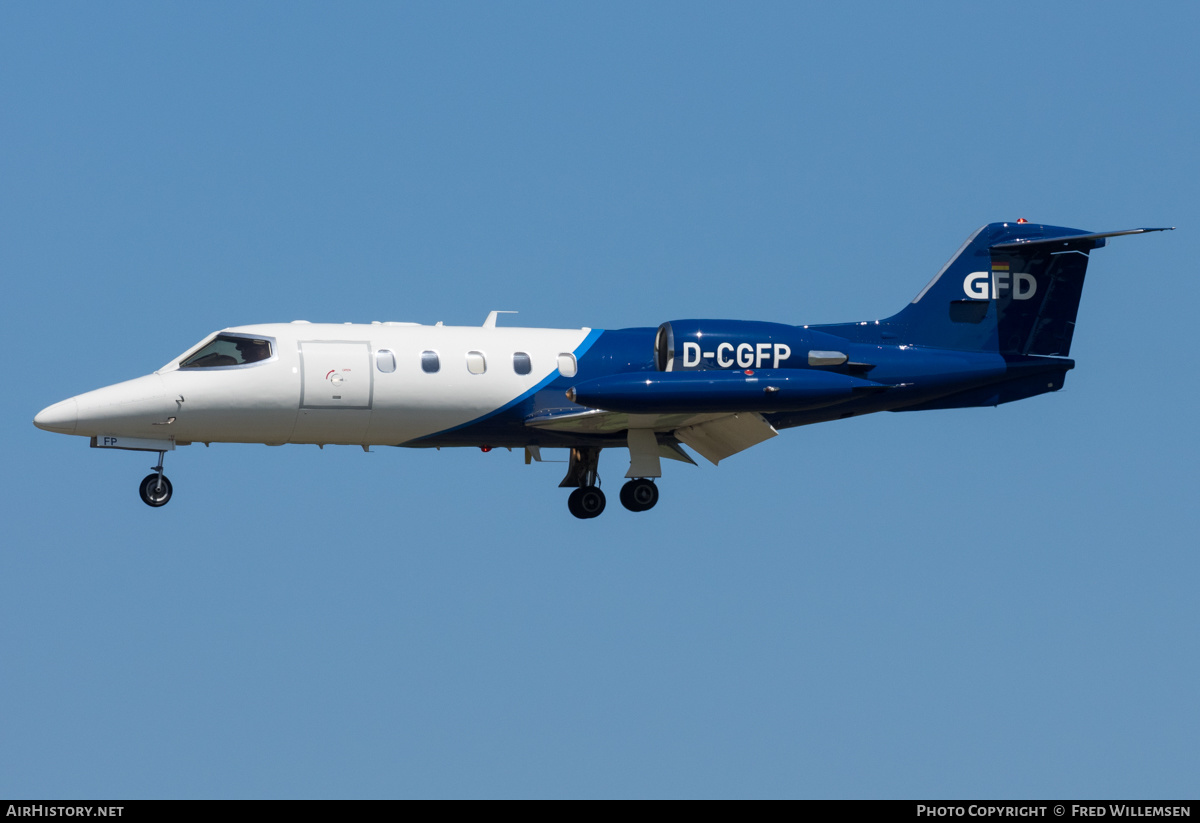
[179,334,273,369]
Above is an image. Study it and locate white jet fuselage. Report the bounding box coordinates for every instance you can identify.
[36,322,595,447]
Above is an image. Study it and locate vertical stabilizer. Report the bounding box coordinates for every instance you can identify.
[879,222,1166,354]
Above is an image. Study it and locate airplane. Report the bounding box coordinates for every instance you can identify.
[34,220,1171,518]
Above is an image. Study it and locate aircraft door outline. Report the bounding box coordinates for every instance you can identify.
[298,341,374,410]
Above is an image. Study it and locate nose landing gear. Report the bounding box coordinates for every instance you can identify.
[138,451,173,507]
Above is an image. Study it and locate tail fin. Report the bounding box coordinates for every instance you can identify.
[883,222,1170,354]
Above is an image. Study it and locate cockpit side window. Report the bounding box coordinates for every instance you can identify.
[180,335,273,369]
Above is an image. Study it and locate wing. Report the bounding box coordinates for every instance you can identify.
[525,407,777,465]
[527,366,890,465]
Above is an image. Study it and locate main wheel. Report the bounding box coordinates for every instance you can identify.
[568,486,606,519]
[139,473,173,507]
[620,478,659,512]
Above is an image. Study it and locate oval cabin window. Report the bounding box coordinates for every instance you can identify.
[557,353,577,378]
[513,352,532,375]
[466,351,487,375]
[376,349,396,373]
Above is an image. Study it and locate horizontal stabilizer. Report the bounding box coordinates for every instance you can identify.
[992,227,1173,250]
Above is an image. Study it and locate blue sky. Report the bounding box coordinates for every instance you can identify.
[2,1,1197,798]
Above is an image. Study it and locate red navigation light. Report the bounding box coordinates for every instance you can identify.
[481,445,492,453]
[1016,218,1028,224]
[744,369,754,375]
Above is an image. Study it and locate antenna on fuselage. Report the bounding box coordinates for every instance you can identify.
[483,310,518,328]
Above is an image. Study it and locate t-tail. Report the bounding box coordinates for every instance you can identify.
[881,221,1172,355]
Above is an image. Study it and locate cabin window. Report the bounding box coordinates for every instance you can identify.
[513,352,532,375]
[421,351,440,373]
[557,353,577,378]
[376,349,396,373]
[466,351,487,375]
[180,335,273,369]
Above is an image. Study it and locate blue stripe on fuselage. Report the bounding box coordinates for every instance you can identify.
[408,328,607,444]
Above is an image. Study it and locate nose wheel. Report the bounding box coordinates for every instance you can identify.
[139,473,173,507]
[138,450,173,507]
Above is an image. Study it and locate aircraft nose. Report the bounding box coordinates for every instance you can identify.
[34,397,79,435]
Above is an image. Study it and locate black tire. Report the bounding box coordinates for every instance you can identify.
[578,487,606,518]
[568,488,587,519]
[568,486,606,519]
[139,473,173,507]
[621,478,659,512]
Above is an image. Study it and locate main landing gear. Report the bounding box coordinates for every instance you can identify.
[138,450,173,507]
[619,478,658,513]
[560,446,660,519]
[560,446,604,519]
[567,486,606,519]
[566,478,659,518]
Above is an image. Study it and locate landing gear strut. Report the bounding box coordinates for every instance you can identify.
[561,447,605,519]
[619,478,658,512]
[138,450,173,507]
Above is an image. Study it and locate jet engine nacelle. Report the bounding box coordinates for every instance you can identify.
[654,320,856,372]
[567,369,888,414]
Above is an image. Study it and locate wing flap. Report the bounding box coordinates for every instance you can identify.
[674,413,778,465]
